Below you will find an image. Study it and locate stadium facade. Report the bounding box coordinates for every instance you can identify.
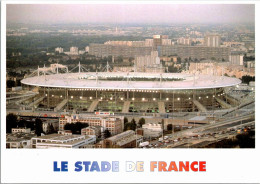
[21,65,241,114]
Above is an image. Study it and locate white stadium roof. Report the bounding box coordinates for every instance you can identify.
[21,72,241,90]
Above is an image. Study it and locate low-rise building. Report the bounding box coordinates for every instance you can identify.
[6,132,37,149]
[12,127,31,134]
[81,126,102,137]
[31,134,96,149]
[142,123,163,138]
[59,114,123,136]
[103,130,143,148]
[58,130,72,135]
[42,120,59,133]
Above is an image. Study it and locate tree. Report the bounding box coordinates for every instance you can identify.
[6,113,18,133]
[18,119,27,128]
[117,55,123,63]
[138,118,145,128]
[131,119,137,130]
[6,80,15,88]
[64,122,88,134]
[46,123,55,134]
[129,57,135,62]
[35,118,43,136]
[236,132,255,148]
[241,75,255,84]
[161,119,165,131]
[104,129,111,139]
[167,124,173,131]
[177,57,181,64]
[124,119,137,131]
[124,117,128,125]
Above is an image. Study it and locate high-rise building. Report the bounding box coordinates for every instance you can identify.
[177,37,192,45]
[153,35,162,49]
[229,53,244,65]
[160,45,230,61]
[89,44,153,58]
[204,34,221,47]
[85,46,90,52]
[55,47,64,53]
[70,46,79,54]
[134,51,162,72]
[145,39,154,47]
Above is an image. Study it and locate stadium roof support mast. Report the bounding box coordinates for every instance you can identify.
[221,66,224,80]
[79,62,81,74]
[106,61,109,72]
[96,72,98,85]
[44,64,46,82]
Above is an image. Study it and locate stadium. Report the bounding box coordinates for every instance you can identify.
[20,64,241,114]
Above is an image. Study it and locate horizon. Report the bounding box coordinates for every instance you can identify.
[7,4,255,25]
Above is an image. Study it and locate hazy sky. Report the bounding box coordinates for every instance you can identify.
[7,4,255,24]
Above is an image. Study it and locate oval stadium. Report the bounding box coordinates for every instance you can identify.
[20,64,241,114]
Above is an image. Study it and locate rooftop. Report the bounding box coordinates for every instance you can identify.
[6,132,37,142]
[21,72,241,90]
[32,134,94,145]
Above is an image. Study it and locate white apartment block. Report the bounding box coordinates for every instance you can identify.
[204,35,221,47]
[229,54,244,66]
[6,132,37,149]
[55,47,64,53]
[31,134,96,149]
[12,128,31,134]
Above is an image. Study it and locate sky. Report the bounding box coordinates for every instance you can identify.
[7,4,255,24]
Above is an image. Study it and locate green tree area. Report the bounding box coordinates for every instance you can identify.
[46,124,55,134]
[6,33,149,70]
[124,117,128,126]
[64,122,89,134]
[138,118,145,128]
[6,79,21,88]
[7,34,146,55]
[204,130,255,148]
[6,114,44,136]
[241,75,255,84]
[124,119,137,131]
[103,129,111,139]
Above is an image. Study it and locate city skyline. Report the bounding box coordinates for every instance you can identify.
[7,4,254,24]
